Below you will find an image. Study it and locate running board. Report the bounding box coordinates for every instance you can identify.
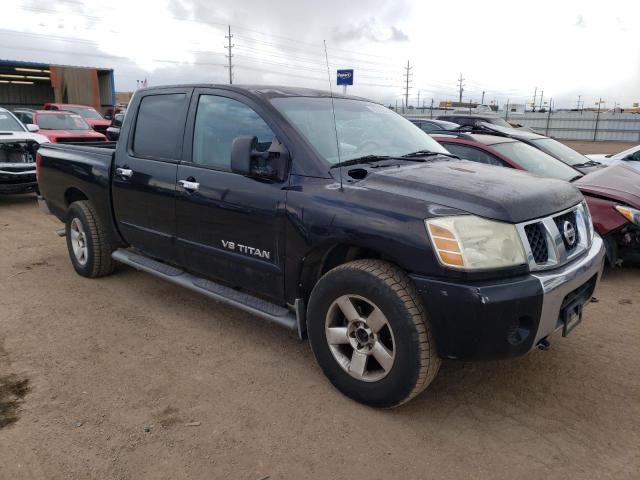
[111,249,298,332]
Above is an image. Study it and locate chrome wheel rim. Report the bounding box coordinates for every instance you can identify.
[325,295,395,382]
[70,218,88,266]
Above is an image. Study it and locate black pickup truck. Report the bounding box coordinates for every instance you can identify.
[37,85,605,407]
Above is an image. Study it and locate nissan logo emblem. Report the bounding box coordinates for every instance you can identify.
[563,220,576,246]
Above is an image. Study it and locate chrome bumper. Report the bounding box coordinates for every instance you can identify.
[531,234,605,344]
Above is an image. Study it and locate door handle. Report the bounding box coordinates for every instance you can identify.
[178,179,200,191]
[116,167,133,178]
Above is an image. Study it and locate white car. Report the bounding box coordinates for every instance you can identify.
[586,144,640,172]
[0,107,49,194]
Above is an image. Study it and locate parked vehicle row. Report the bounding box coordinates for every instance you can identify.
[37,84,606,407]
[13,109,107,143]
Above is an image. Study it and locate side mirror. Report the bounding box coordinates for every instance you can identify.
[26,124,39,132]
[231,136,289,182]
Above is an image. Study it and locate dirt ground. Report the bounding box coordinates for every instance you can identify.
[1,146,639,479]
[560,139,637,155]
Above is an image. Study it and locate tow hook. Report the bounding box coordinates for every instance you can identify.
[537,338,551,351]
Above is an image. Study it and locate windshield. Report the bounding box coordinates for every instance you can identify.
[491,141,581,182]
[64,106,103,120]
[270,97,448,164]
[485,117,513,128]
[613,144,640,159]
[0,111,27,132]
[530,138,590,166]
[37,113,91,131]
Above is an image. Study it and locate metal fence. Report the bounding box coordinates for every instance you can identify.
[402,108,640,142]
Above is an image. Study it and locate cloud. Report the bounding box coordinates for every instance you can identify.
[333,19,409,43]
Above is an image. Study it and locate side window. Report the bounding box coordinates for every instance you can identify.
[192,95,274,170]
[443,143,505,166]
[133,93,186,159]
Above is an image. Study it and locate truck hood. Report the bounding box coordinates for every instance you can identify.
[357,159,583,223]
[40,129,106,141]
[0,131,50,144]
[574,164,640,208]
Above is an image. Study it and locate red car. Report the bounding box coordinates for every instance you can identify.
[42,103,111,133]
[31,110,107,143]
[432,132,640,265]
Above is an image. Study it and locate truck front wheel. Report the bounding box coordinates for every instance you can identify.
[65,200,115,278]
[307,259,440,408]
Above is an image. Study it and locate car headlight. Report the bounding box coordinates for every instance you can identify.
[425,215,526,270]
[579,201,595,244]
[615,205,640,226]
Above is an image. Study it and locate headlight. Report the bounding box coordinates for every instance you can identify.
[615,205,640,226]
[579,201,595,244]
[425,215,526,270]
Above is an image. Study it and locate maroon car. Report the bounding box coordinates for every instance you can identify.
[432,133,640,265]
[42,103,111,134]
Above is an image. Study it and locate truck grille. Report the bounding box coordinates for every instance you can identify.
[517,203,592,271]
[524,223,549,263]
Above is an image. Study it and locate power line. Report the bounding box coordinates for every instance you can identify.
[225,25,234,84]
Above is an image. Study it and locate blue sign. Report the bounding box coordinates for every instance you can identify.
[337,69,354,86]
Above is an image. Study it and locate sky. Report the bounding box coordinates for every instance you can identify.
[0,0,639,109]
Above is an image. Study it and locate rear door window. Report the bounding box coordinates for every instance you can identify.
[133,93,187,159]
[442,143,505,166]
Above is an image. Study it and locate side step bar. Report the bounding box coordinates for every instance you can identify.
[112,249,299,333]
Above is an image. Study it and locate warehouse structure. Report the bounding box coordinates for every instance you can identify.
[0,59,115,114]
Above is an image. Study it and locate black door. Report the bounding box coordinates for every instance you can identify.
[112,88,191,261]
[175,89,288,302]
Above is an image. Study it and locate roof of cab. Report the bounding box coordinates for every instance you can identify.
[136,84,371,102]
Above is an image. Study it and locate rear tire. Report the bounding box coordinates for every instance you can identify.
[65,200,115,278]
[307,259,440,408]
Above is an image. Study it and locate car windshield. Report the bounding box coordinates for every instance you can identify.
[65,106,103,120]
[270,97,449,164]
[37,113,91,131]
[484,117,513,128]
[0,111,26,132]
[613,144,640,159]
[491,141,581,182]
[530,138,590,166]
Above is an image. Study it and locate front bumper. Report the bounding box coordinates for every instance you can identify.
[410,235,605,361]
[0,164,37,194]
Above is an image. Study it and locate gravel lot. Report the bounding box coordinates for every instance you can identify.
[1,143,639,479]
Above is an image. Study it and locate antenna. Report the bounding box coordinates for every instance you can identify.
[323,40,343,191]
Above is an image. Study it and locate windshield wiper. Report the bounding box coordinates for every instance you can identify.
[401,150,459,159]
[572,160,602,168]
[329,155,393,169]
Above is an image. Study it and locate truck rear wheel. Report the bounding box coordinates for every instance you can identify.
[307,259,440,408]
[65,200,115,278]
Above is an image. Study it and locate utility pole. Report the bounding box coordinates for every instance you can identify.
[403,60,412,111]
[430,98,434,119]
[457,73,465,104]
[531,87,537,112]
[481,90,485,104]
[416,90,420,111]
[576,94,582,112]
[594,97,604,141]
[225,25,234,84]
[539,90,544,111]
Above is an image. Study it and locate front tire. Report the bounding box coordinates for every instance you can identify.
[65,200,115,278]
[307,259,440,408]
